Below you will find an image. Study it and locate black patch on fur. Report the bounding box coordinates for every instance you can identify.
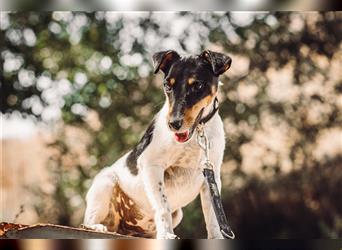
[126,120,155,175]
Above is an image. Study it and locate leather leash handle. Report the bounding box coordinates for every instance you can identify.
[203,168,235,239]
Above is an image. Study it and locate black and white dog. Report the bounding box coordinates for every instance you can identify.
[83,50,232,239]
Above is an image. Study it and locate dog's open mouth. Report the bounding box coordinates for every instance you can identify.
[172,108,205,143]
[174,130,190,143]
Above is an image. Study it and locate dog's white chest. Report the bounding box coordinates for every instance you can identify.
[162,142,205,210]
[164,166,204,211]
[167,140,202,167]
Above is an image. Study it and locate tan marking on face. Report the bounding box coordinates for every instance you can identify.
[167,83,218,129]
[183,95,214,128]
[169,78,175,85]
[187,77,195,85]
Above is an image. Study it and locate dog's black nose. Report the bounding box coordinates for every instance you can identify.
[169,119,183,130]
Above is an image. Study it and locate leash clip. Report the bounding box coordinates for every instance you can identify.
[196,123,211,168]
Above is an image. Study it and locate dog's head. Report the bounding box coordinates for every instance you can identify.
[153,50,232,143]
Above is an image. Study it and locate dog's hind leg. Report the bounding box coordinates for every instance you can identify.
[83,167,117,232]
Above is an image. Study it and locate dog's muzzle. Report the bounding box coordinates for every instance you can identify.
[170,108,205,143]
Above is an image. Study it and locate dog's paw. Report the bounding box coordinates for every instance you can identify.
[208,235,224,239]
[157,232,179,239]
[208,232,225,239]
[82,224,108,232]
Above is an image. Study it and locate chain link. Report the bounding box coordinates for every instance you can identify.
[196,124,214,170]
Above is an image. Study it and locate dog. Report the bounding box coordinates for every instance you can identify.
[83,50,232,239]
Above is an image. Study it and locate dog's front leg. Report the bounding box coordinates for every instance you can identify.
[141,164,177,239]
[200,173,224,239]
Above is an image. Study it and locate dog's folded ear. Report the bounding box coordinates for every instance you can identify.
[152,50,181,75]
[200,50,232,76]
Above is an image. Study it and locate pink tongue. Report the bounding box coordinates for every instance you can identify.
[175,130,190,142]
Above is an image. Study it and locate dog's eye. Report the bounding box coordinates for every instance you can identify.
[193,81,204,92]
[164,81,172,93]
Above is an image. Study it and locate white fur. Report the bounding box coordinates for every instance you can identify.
[84,98,225,239]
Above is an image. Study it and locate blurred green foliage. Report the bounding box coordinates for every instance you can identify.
[1,12,341,238]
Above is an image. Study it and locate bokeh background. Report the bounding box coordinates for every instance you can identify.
[1,11,341,239]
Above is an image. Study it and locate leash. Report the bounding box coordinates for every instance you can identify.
[196,98,235,239]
